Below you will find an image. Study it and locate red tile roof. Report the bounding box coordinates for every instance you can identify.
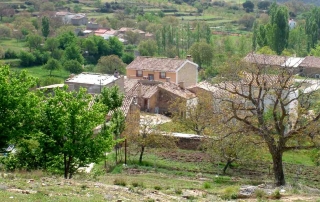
[244,53,287,66]
[126,56,192,72]
[299,56,320,68]
[158,82,196,99]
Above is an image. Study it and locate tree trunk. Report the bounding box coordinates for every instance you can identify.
[223,160,232,174]
[64,153,68,179]
[139,146,145,164]
[271,151,285,186]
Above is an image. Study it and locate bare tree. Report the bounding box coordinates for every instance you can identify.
[126,115,177,164]
[214,60,320,186]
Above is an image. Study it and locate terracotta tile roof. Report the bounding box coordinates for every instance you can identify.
[244,53,287,66]
[126,82,158,99]
[126,56,191,72]
[105,29,117,35]
[158,82,196,99]
[119,27,132,32]
[107,95,135,117]
[240,71,294,88]
[124,78,139,93]
[299,56,320,68]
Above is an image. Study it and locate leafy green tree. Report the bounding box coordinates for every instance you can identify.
[305,11,318,52]
[138,39,158,56]
[288,26,308,56]
[0,65,40,150]
[58,31,77,50]
[41,16,50,38]
[121,52,134,64]
[64,60,83,74]
[38,87,117,179]
[82,35,111,63]
[257,1,270,10]
[96,55,126,74]
[189,41,214,69]
[44,37,59,52]
[243,1,254,12]
[0,25,11,38]
[108,37,124,57]
[64,44,84,64]
[268,4,289,55]
[43,58,61,76]
[26,34,43,51]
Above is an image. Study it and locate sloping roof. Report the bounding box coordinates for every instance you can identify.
[244,53,287,66]
[126,56,196,72]
[158,82,196,99]
[126,82,158,99]
[240,71,294,87]
[299,56,320,68]
[124,78,139,93]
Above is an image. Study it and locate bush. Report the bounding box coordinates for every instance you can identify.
[254,189,266,199]
[271,189,281,199]
[131,181,144,188]
[18,51,35,67]
[121,52,134,64]
[33,50,50,65]
[221,186,239,200]
[203,181,211,189]
[114,178,126,186]
[154,185,162,190]
[64,60,83,74]
[175,188,182,195]
[5,49,18,59]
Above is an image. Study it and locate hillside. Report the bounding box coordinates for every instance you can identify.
[277,0,320,6]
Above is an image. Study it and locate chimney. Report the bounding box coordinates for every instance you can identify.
[186,55,192,61]
[166,77,170,82]
[178,81,185,89]
[114,69,119,78]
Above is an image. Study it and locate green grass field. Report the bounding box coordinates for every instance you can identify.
[10,66,70,82]
[0,39,27,52]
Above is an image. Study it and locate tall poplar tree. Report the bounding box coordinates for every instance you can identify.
[41,16,50,38]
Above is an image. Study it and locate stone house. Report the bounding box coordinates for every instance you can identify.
[64,72,124,94]
[298,56,320,78]
[124,78,196,115]
[244,53,320,78]
[126,56,199,88]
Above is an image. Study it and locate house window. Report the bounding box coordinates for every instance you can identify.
[160,72,166,79]
[136,70,143,77]
[315,74,320,79]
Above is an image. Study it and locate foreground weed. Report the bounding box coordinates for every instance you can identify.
[114,178,127,186]
[203,181,211,189]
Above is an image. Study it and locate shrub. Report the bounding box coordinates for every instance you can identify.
[203,181,211,189]
[114,178,126,186]
[221,186,239,200]
[154,185,162,190]
[254,189,266,199]
[271,189,281,199]
[18,51,35,67]
[5,49,18,59]
[175,188,182,195]
[131,181,144,188]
